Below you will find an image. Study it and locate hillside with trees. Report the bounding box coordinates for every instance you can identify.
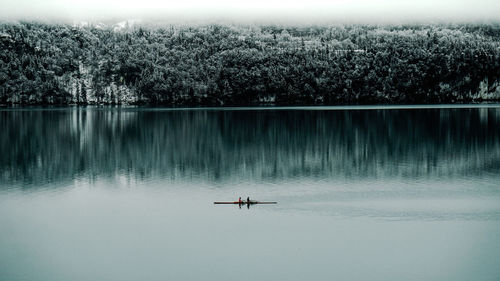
[1,22,499,105]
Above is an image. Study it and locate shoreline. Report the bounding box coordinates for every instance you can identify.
[2,103,500,111]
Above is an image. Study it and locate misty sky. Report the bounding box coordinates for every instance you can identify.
[1,0,499,23]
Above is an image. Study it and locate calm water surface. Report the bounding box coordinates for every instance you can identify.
[1,105,500,281]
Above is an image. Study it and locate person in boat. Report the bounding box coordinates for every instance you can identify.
[247,197,250,204]
[238,197,242,204]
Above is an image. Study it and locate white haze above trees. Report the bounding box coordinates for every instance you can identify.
[0,0,499,23]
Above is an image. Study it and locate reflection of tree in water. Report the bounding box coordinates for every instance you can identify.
[1,108,499,187]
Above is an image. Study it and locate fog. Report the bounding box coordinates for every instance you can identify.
[1,0,499,23]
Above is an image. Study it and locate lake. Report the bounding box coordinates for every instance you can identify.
[1,105,500,281]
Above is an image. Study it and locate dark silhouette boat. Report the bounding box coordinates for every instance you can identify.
[213,200,277,205]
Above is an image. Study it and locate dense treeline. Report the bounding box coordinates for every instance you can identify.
[1,21,500,105]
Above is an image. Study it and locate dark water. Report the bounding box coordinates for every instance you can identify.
[1,106,500,281]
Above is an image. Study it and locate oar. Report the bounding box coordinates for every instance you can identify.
[214,201,277,204]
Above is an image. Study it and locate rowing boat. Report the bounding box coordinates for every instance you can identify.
[214,201,277,204]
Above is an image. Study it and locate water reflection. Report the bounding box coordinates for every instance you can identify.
[1,107,499,188]
[1,107,500,281]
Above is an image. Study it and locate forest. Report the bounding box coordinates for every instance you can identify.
[1,21,499,105]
